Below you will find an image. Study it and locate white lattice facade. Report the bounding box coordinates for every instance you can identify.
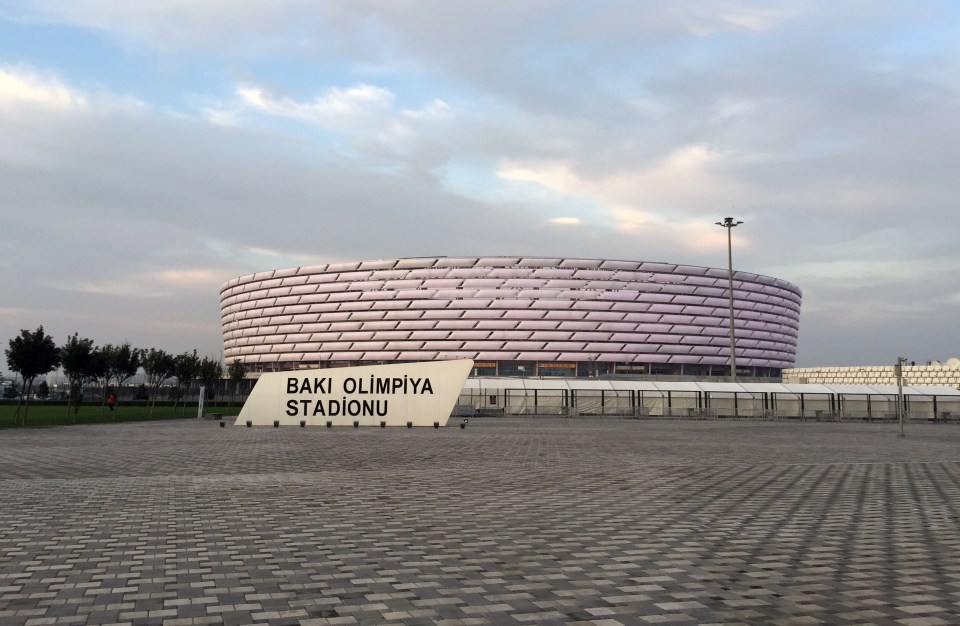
[784,360,960,388]
[220,257,802,377]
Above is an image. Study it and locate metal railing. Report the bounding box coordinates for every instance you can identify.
[451,405,960,422]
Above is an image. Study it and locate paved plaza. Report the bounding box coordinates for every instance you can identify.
[2,418,960,626]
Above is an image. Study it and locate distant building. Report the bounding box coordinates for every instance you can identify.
[221,256,802,379]
[784,359,960,388]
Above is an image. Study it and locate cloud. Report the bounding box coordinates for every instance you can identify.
[0,65,86,109]
[2,2,960,368]
[495,145,750,232]
[237,83,395,125]
[4,0,324,54]
[201,106,241,127]
[234,82,453,156]
[0,64,147,118]
[684,4,803,36]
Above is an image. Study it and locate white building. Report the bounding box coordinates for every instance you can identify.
[220,256,802,379]
[783,358,960,388]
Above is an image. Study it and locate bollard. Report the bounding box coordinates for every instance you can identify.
[353,420,359,428]
[460,422,465,429]
[219,421,225,428]
[407,421,413,428]
[273,420,279,428]
[326,421,332,428]
[246,421,252,428]
[434,422,439,429]
[300,420,306,428]
[380,421,386,428]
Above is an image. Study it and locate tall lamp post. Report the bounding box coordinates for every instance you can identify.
[716,217,743,382]
[895,356,908,438]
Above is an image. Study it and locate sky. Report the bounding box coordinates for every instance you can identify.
[1,1,959,368]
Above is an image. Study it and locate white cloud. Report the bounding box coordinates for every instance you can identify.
[152,268,224,287]
[402,98,453,121]
[6,0,324,54]
[496,145,751,229]
[234,82,453,156]
[201,106,241,127]
[686,4,803,36]
[237,83,395,125]
[0,64,148,116]
[51,267,224,299]
[0,65,86,109]
[241,246,324,268]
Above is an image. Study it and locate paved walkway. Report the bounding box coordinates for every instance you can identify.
[1,419,959,625]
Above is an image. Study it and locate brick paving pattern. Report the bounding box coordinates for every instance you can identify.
[1,418,960,625]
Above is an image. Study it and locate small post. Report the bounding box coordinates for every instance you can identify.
[197,385,206,419]
[896,357,906,438]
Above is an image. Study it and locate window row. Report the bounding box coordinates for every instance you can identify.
[223,324,799,342]
[225,348,795,367]
[222,280,801,306]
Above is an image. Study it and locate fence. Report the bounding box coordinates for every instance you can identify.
[455,384,960,422]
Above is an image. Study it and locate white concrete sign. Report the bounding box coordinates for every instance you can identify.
[236,359,474,427]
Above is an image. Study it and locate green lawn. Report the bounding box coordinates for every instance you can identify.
[0,402,243,428]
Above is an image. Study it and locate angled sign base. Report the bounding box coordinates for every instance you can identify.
[236,359,473,427]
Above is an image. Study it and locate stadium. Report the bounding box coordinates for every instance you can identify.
[220,256,802,379]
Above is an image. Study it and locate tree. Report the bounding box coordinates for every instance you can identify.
[228,359,247,407]
[5,326,61,426]
[103,343,142,418]
[3,385,18,399]
[86,347,111,417]
[171,350,200,414]
[142,348,175,418]
[36,380,50,399]
[60,333,97,422]
[198,356,224,405]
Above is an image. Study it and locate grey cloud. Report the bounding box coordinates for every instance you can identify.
[3,2,960,366]
[1,102,662,358]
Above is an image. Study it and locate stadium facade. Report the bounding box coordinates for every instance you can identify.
[220,256,802,379]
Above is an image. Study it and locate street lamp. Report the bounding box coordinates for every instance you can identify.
[716,217,743,382]
[895,356,908,438]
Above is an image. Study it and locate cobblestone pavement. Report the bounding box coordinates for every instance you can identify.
[2,418,960,625]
